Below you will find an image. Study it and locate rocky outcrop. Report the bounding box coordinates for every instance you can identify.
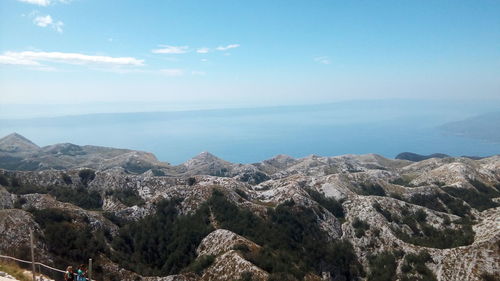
[0,209,50,261]
[201,250,268,281]
[197,229,260,257]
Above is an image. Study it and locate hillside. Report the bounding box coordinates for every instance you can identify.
[439,112,500,143]
[0,134,499,281]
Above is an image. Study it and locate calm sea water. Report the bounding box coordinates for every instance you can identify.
[1,101,499,164]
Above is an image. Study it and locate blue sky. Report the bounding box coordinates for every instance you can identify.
[1,0,499,116]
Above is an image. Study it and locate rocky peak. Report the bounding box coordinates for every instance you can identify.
[0,133,40,152]
[182,152,234,176]
[262,154,297,169]
[186,152,225,165]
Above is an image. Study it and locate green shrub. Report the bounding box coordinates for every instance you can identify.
[389,192,403,200]
[394,213,474,249]
[238,271,254,281]
[358,183,386,196]
[183,255,215,275]
[4,180,102,210]
[0,174,9,186]
[187,177,196,186]
[367,251,397,281]
[305,188,345,218]
[400,251,436,281]
[233,243,250,253]
[235,188,249,200]
[352,218,370,238]
[52,187,103,209]
[468,179,500,197]
[415,209,427,223]
[409,193,447,213]
[373,202,394,222]
[107,188,145,207]
[390,176,416,187]
[13,197,26,209]
[443,186,498,211]
[406,192,471,217]
[61,173,73,185]
[78,169,96,186]
[481,272,500,281]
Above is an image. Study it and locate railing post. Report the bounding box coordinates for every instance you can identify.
[29,229,36,281]
[88,258,92,280]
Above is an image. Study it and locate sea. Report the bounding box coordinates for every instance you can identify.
[0,100,499,164]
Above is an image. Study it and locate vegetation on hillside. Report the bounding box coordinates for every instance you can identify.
[357,183,387,196]
[0,261,31,281]
[106,187,145,207]
[372,203,474,249]
[304,188,345,218]
[400,251,437,281]
[31,209,107,271]
[208,190,363,280]
[367,251,398,281]
[111,198,213,276]
[109,190,364,280]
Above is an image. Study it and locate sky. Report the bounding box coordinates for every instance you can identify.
[1,0,500,117]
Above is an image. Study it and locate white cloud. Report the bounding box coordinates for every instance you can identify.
[0,55,40,66]
[33,14,64,33]
[200,58,208,62]
[314,56,331,65]
[216,44,240,51]
[196,47,209,54]
[33,15,52,27]
[152,45,189,54]
[160,69,184,76]
[18,0,50,6]
[0,51,144,67]
[17,0,70,6]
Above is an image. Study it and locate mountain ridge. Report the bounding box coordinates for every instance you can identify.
[0,133,499,280]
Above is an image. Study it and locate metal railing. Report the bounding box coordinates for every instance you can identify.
[0,229,94,281]
[0,254,94,281]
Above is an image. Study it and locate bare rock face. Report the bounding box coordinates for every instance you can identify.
[197,229,260,257]
[0,209,49,260]
[200,250,268,281]
[0,187,14,209]
[143,275,198,281]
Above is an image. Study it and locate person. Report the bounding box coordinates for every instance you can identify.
[64,266,74,281]
[77,264,87,281]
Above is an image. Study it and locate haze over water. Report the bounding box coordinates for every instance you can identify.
[1,100,498,164]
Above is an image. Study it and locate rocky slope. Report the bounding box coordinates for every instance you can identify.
[0,134,499,281]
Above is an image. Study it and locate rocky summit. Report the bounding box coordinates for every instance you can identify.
[0,134,499,281]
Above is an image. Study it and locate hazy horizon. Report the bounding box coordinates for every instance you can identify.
[1,99,498,164]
